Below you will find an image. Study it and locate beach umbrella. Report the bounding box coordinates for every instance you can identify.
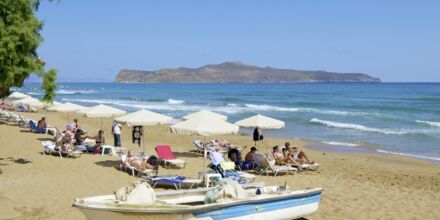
[77,104,126,129]
[7,92,30,99]
[171,115,239,174]
[47,102,88,122]
[182,110,228,121]
[13,97,46,108]
[115,109,173,152]
[235,114,285,129]
[171,115,239,136]
[115,109,173,126]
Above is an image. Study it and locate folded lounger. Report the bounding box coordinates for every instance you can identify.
[142,175,202,190]
[154,145,186,168]
[253,153,297,177]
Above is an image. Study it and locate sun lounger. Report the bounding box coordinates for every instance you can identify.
[30,120,45,134]
[293,163,320,171]
[193,140,204,154]
[119,154,158,177]
[41,141,82,158]
[253,153,297,177]
[141,175,202,190]
[154,145,186,168]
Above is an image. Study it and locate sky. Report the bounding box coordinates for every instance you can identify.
[34,0,440,82]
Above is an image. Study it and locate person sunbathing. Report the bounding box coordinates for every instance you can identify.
[124,150,155,170]
[59,131,74,151]
[37,117,47,129]
[272,145,296,165]
[288,146,314,165]
[90,130,105,154]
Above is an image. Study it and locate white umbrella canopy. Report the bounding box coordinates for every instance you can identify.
[47,102,88,112]
[170,115,239,136]
[235,114,285,129]
[115,109,173,126]
[13,97,61,108]
[77,104,126,117]
[13,97,45,108]
[8,92,30,99]
[182,110,228,121]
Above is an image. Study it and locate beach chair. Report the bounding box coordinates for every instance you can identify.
[293,162,320,171]
[142,176,202,190]
[208,151,255,183]
[29,120,45,134]
[193,140,204,154]
[253,153,297,177]
[18,115,30,128]
[119,154,159,177]
[217,162,256,184]
[41,141,82,158]
[154,145,186,168]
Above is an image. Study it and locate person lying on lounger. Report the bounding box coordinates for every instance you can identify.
[124,150,156,170]
[73,129,89,152]
[287,145,314,165]
[37,117,47,130]
[58,130,74,151]
[272,145,297,166]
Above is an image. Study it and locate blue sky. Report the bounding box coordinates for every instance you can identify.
[35,0,440,82]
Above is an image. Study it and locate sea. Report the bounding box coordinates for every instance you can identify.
[16,82,440,163]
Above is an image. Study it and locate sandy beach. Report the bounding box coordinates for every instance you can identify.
[1,110,439,220]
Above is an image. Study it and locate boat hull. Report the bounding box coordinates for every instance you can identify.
[75,189,322,220]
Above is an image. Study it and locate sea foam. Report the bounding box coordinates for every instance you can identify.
[310,118,431,135]
[57,89,96,95]
[416,120,440,128]
[377,149,440,162]
[321,141,360,147]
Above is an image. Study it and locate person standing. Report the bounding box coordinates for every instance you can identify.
[112,121,122,147]
[253,127,263,146]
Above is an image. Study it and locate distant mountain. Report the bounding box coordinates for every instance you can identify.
[114,61,380,83]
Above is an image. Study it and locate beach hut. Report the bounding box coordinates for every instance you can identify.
[47,102,88,122]
[7,92,30,99]
[182,110,228,121]
[115,109,173,152]
[77,104,126,129]
[234,114,285,129]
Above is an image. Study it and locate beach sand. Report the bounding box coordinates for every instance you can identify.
[1,110,439,219]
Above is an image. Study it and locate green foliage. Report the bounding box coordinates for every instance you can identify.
[41,68,57,104]
[0,0,57,99]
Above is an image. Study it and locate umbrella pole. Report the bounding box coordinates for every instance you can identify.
[142,126,145,153]
[202,136,207,176]
[100,118,103,130]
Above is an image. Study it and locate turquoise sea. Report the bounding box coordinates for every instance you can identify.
[17,83,440,162]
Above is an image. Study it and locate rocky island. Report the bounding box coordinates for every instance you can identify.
[114,61,380,83]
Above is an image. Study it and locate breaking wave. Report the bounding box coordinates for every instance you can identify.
[244,104,391,118]
[167,99,185,104]
[57,89,97,95]
[321,141,360,147]
[310,118,434,136]
[377,149,440,162]
[416,120,440,128]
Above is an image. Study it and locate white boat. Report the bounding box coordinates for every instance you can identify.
[73,181,323,220]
